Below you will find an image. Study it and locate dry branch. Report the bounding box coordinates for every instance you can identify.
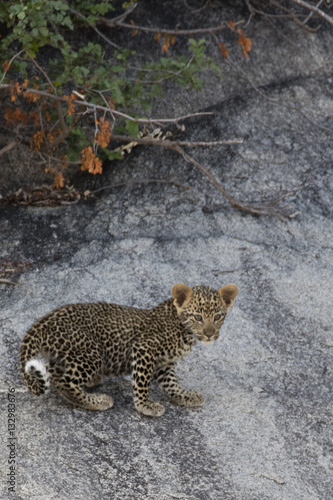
[173,145,297,220]
[100,17,244,35]
[109,134,243,147]
[0,279,19,286]
[289,0,333,25]
[0,83,212,126]
[0,141,19,157]
[247,0,333,29]
[69,7,121,49]
[108,134,298,220]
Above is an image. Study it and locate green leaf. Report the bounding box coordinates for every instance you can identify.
[125,119,140,137]
[39,27,49,37]
[102,149,123,161]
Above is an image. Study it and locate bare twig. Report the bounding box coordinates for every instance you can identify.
[302,0,324,25]
[0,279,19,286]
[183,0,211,14]
[25,53,69,135]
[54,101,69,135]
[109,134,243,147]
[106,2,138,24]
[91,89,116,130]
[268,0,321,31]
[289,0,333,25]
[68,7,120,49]
[245,0,304,42]
[132,57,195,85]
[0,49,25,84]
[265,16,299,46]
[0,141,20,157]
[25,52,56,93]
[45,114,81,151]
[100,16,244,35]
[248,0,332,31]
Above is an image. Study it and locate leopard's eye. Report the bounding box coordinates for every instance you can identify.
[194,314,203,322]
[214,313,223,321]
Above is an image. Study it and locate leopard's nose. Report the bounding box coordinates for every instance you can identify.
[203,323,216,338]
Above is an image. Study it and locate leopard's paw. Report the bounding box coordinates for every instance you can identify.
[172,390,204,408]
[136,401,165,417]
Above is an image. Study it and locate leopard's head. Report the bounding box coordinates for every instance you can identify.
[171,283,238,343]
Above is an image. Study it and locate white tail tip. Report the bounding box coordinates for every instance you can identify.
[25,359,50,390]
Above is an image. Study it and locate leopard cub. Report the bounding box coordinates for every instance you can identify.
[20,283,238,417]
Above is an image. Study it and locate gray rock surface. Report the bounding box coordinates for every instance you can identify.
[1,4,333,500]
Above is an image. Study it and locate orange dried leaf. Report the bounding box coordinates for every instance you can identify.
[3,61,10,73]
[63,94,76,116]
[47,130,58,143]
[10,82,22,102]
[54,172,65,189]
[7,108,28,125]
[15,82,22,95]
[154,33,161,43]
[22,111,30,125]
[95,118,111,148]
[24,90,41,103]
[93,156,103,175]
[162,34,171,53]
[219,42,229,59]
[61,156,68,170]
[5,107,17,125]
[32,112,39,126]
[81,147,103,175]
[30,131,44,151]
[10,85,16,102]
[81,147,94,172]
[130,19,138,36]
[238,33,252,58]
[227,21,235,30]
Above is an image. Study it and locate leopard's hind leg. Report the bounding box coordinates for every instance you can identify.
[49,354,112,411]
[55,380,113,410]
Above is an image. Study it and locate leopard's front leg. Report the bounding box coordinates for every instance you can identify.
[155,362,204,408]
[131,342,165,417]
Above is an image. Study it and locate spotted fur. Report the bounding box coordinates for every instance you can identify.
[20,284,238,417]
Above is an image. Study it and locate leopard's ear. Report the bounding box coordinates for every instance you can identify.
[219,284,238,310]
[171,284,193,311]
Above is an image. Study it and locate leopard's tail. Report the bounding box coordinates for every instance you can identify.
[20,329,50,396]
